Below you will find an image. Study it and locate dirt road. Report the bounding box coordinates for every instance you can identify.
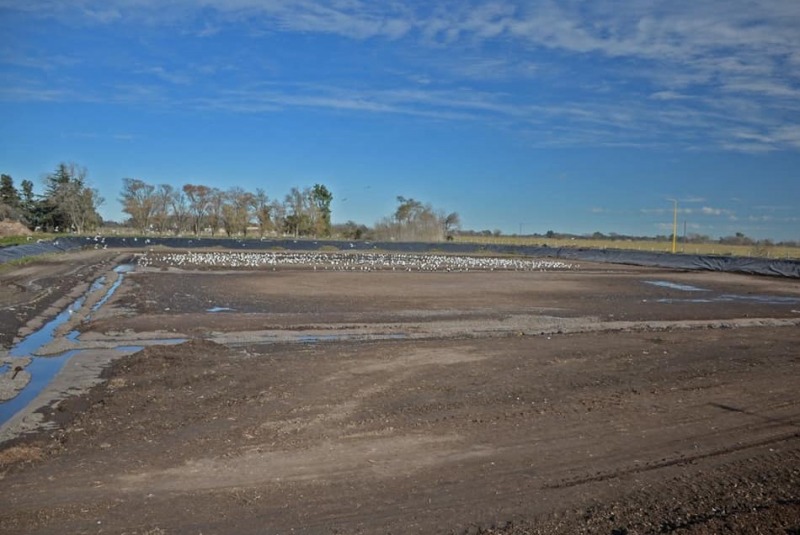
[1,250,799,534]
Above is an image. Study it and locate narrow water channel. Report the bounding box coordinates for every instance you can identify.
[0,264,134,427]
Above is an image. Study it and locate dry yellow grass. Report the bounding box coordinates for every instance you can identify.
[453,235,800,260]
[0,444,44,471]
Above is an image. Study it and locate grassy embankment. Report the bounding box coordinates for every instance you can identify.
[0,234,56,248]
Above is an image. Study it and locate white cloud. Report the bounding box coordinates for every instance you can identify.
[700,206,735,216]
[642,205,738,218]
[139,66,191,85]
[649,91,689,101]
[753,205,794,212]
[3,1,800,152]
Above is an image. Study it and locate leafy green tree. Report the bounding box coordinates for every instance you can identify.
[42,163,103,233]
[19,180,44,230]
[444,212,460,237]
[0,174,23,222]
[311,184,333,237]
[0,174,21,209]
[394,196,423,226]
[337,220,369,240]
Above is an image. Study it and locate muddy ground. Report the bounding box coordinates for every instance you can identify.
[1,250,799,534]
[0,250,121,349]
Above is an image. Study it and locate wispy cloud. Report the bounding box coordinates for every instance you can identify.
[3,1,800,152]
[641,206,737,218]
[138,66,192,86]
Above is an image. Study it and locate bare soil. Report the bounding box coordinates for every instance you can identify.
[1,250,799,534]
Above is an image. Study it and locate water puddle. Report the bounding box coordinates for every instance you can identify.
[0,351,77,425]
[644,280,799,306]
[114,345,145,353]
[656,298,714,304]
[658,294,800,305]
[298,334,344,343]
[9,295,91,358]
[717,294,800,305]
[90,264,133,313]
[644,280,709,292]
[298,333,408,344]
[113,338,187,353]
[1,264,136,428]
[207,307,235,313]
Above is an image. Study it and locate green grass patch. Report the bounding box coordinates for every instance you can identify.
[0,233,55,248]
[0,254,48,273]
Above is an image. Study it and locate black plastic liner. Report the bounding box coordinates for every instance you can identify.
[0,237,86,264]
[2,235,799,278]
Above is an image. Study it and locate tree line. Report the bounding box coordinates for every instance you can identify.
[0,163,104,233]
[120,182,462,242]
[1,164,461,242]
[120,179,333,238]
[372,197,461,242]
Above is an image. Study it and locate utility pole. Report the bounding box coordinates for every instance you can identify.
[668,199,678,253]
[683,220,687,252]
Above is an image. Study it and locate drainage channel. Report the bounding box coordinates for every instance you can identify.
[0,264,138,427]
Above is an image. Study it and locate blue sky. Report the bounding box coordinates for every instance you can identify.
[1,1,799,241]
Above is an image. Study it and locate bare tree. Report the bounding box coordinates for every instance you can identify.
[151,184,174,234]
[375,196,450,242]
[284,187,311,237]
[206,188,225,236]
[183,184,211,236]
[69,185,104,234]
[270,199,286,235]
[169,189,190,235]
[120,178,155,233]
[222,187,254,236]
[253,188,272,238]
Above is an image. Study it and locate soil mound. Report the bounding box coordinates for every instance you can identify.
[0,220,32,237]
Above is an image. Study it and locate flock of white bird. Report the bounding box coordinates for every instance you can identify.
[137,251,576,272]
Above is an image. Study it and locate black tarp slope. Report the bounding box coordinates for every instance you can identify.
[1,236,799,278]
[0,237,85,264]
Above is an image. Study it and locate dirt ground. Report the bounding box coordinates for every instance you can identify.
[1,250,799,534]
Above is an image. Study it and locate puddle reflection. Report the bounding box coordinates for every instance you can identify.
[1,264,137,428]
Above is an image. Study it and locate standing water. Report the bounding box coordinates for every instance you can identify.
[0,264,135,427]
